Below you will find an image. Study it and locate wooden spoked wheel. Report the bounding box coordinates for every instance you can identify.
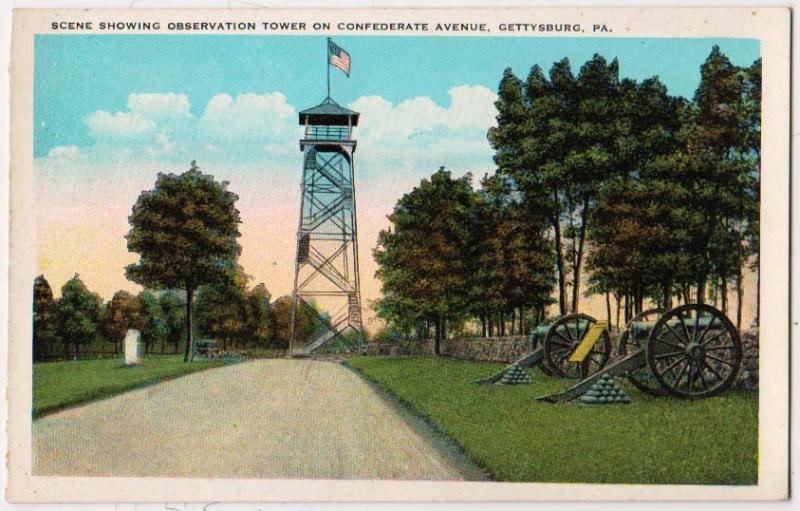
[618,308,668,396]
[646,304,742,399]
[543,313,611,379]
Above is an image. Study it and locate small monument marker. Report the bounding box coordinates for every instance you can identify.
[124,329,140,366]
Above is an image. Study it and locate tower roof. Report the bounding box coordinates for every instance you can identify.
[299,97,359,126]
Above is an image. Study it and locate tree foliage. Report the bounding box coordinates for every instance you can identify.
[125,161,242,361]
[33,275,58,361]
[55,274,103,359]
[376,46,760,339]
[102,290,146,353]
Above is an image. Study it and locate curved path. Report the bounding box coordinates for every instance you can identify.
[34,359,486,480]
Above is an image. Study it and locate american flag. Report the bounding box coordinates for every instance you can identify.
[328,39,351,77]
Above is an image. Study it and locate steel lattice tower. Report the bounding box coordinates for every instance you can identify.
[289,97,364,356]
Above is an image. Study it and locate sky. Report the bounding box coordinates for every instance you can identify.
[33,34,760,330]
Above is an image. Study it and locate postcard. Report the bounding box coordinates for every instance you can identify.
[6,6,791,502]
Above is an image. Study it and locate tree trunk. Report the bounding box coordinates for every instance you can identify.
[571,200,590,313]
[624,293,631,323]
[73,342,79,360]
[736,269,743,331]
[433,316,441,355]
[481,314,487,338]
[183,285,194,363]
[696,278,706,305]
[614,293,621,329]
[500,311,506,336]
[552,212,567,316]
[510,309,516,335]
[721,278,728,315]
[605,292,612,326]
[635,288,643,315]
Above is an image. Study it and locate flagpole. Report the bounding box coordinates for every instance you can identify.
[326,37,331,99]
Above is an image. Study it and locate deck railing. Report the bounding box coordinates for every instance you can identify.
[305,125,351,141]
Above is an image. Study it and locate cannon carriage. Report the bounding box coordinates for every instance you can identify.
[475,303,743,401]
[472,312,612,384]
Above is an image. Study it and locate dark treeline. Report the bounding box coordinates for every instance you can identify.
[32,272,321,362]
[373,47,760,351]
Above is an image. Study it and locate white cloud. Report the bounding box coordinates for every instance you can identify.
[200,92,298,143]
[84,93,192,140]
[47,145,80,158]
[349,84,497,142]
[84,110,156,139]
[127,93,191,120]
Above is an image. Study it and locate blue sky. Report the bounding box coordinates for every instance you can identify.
[34,35,759,157]
[33,34,759,307]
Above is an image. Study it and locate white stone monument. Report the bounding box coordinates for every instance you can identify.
[123,329,140,366]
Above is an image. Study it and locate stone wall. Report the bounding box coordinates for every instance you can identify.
[365,336,534,364]
[367,327,759,390]
[736,327,759,389]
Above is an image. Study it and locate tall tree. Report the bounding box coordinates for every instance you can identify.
[33,275,58,362]
[489,66,570,315]
[490,55,622,314]
[102,290,146,353]
[474,174,555,335]
[741,58,762,327]
[125,161,242,362]
[56,274,102,359]
[668,46,756,306]
[587,77,687,315]
[374,167,476,354]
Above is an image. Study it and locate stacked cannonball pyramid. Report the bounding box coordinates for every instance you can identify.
[579,374,631,405]
[499,364,532,385]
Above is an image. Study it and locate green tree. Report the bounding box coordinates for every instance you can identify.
[587,77,688,317]
[271,295,317,349]
[490,56,622,315]
[33,275,58,362]
[668,46,757,307]
[473,174,555,335]
[374,167,476,354]
[102,290,146,353]
[157,291,185,354]
[741,58,761,327]
[137,290,165,354]
[243,283,273,348]
[195,269,247,351]
[56,274,102,359]
[125,161,242,362]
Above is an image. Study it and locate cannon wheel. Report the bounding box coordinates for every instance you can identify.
[647,303,742,399]
[543,313,611,379]
[618,308,669,396]
[532,321,557,376]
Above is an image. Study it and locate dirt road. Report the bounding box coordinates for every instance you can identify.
[33,359,485,480]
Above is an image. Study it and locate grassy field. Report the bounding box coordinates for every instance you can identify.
[33,356,226,418]
[348,356,758,485]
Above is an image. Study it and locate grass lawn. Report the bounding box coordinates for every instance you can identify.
[33,356,226,419]
[348,356,758,485]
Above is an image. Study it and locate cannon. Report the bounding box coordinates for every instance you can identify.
[538,303,742,401]
[472,313,612,384]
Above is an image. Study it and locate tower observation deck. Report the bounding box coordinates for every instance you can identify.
[289,97,365,356]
